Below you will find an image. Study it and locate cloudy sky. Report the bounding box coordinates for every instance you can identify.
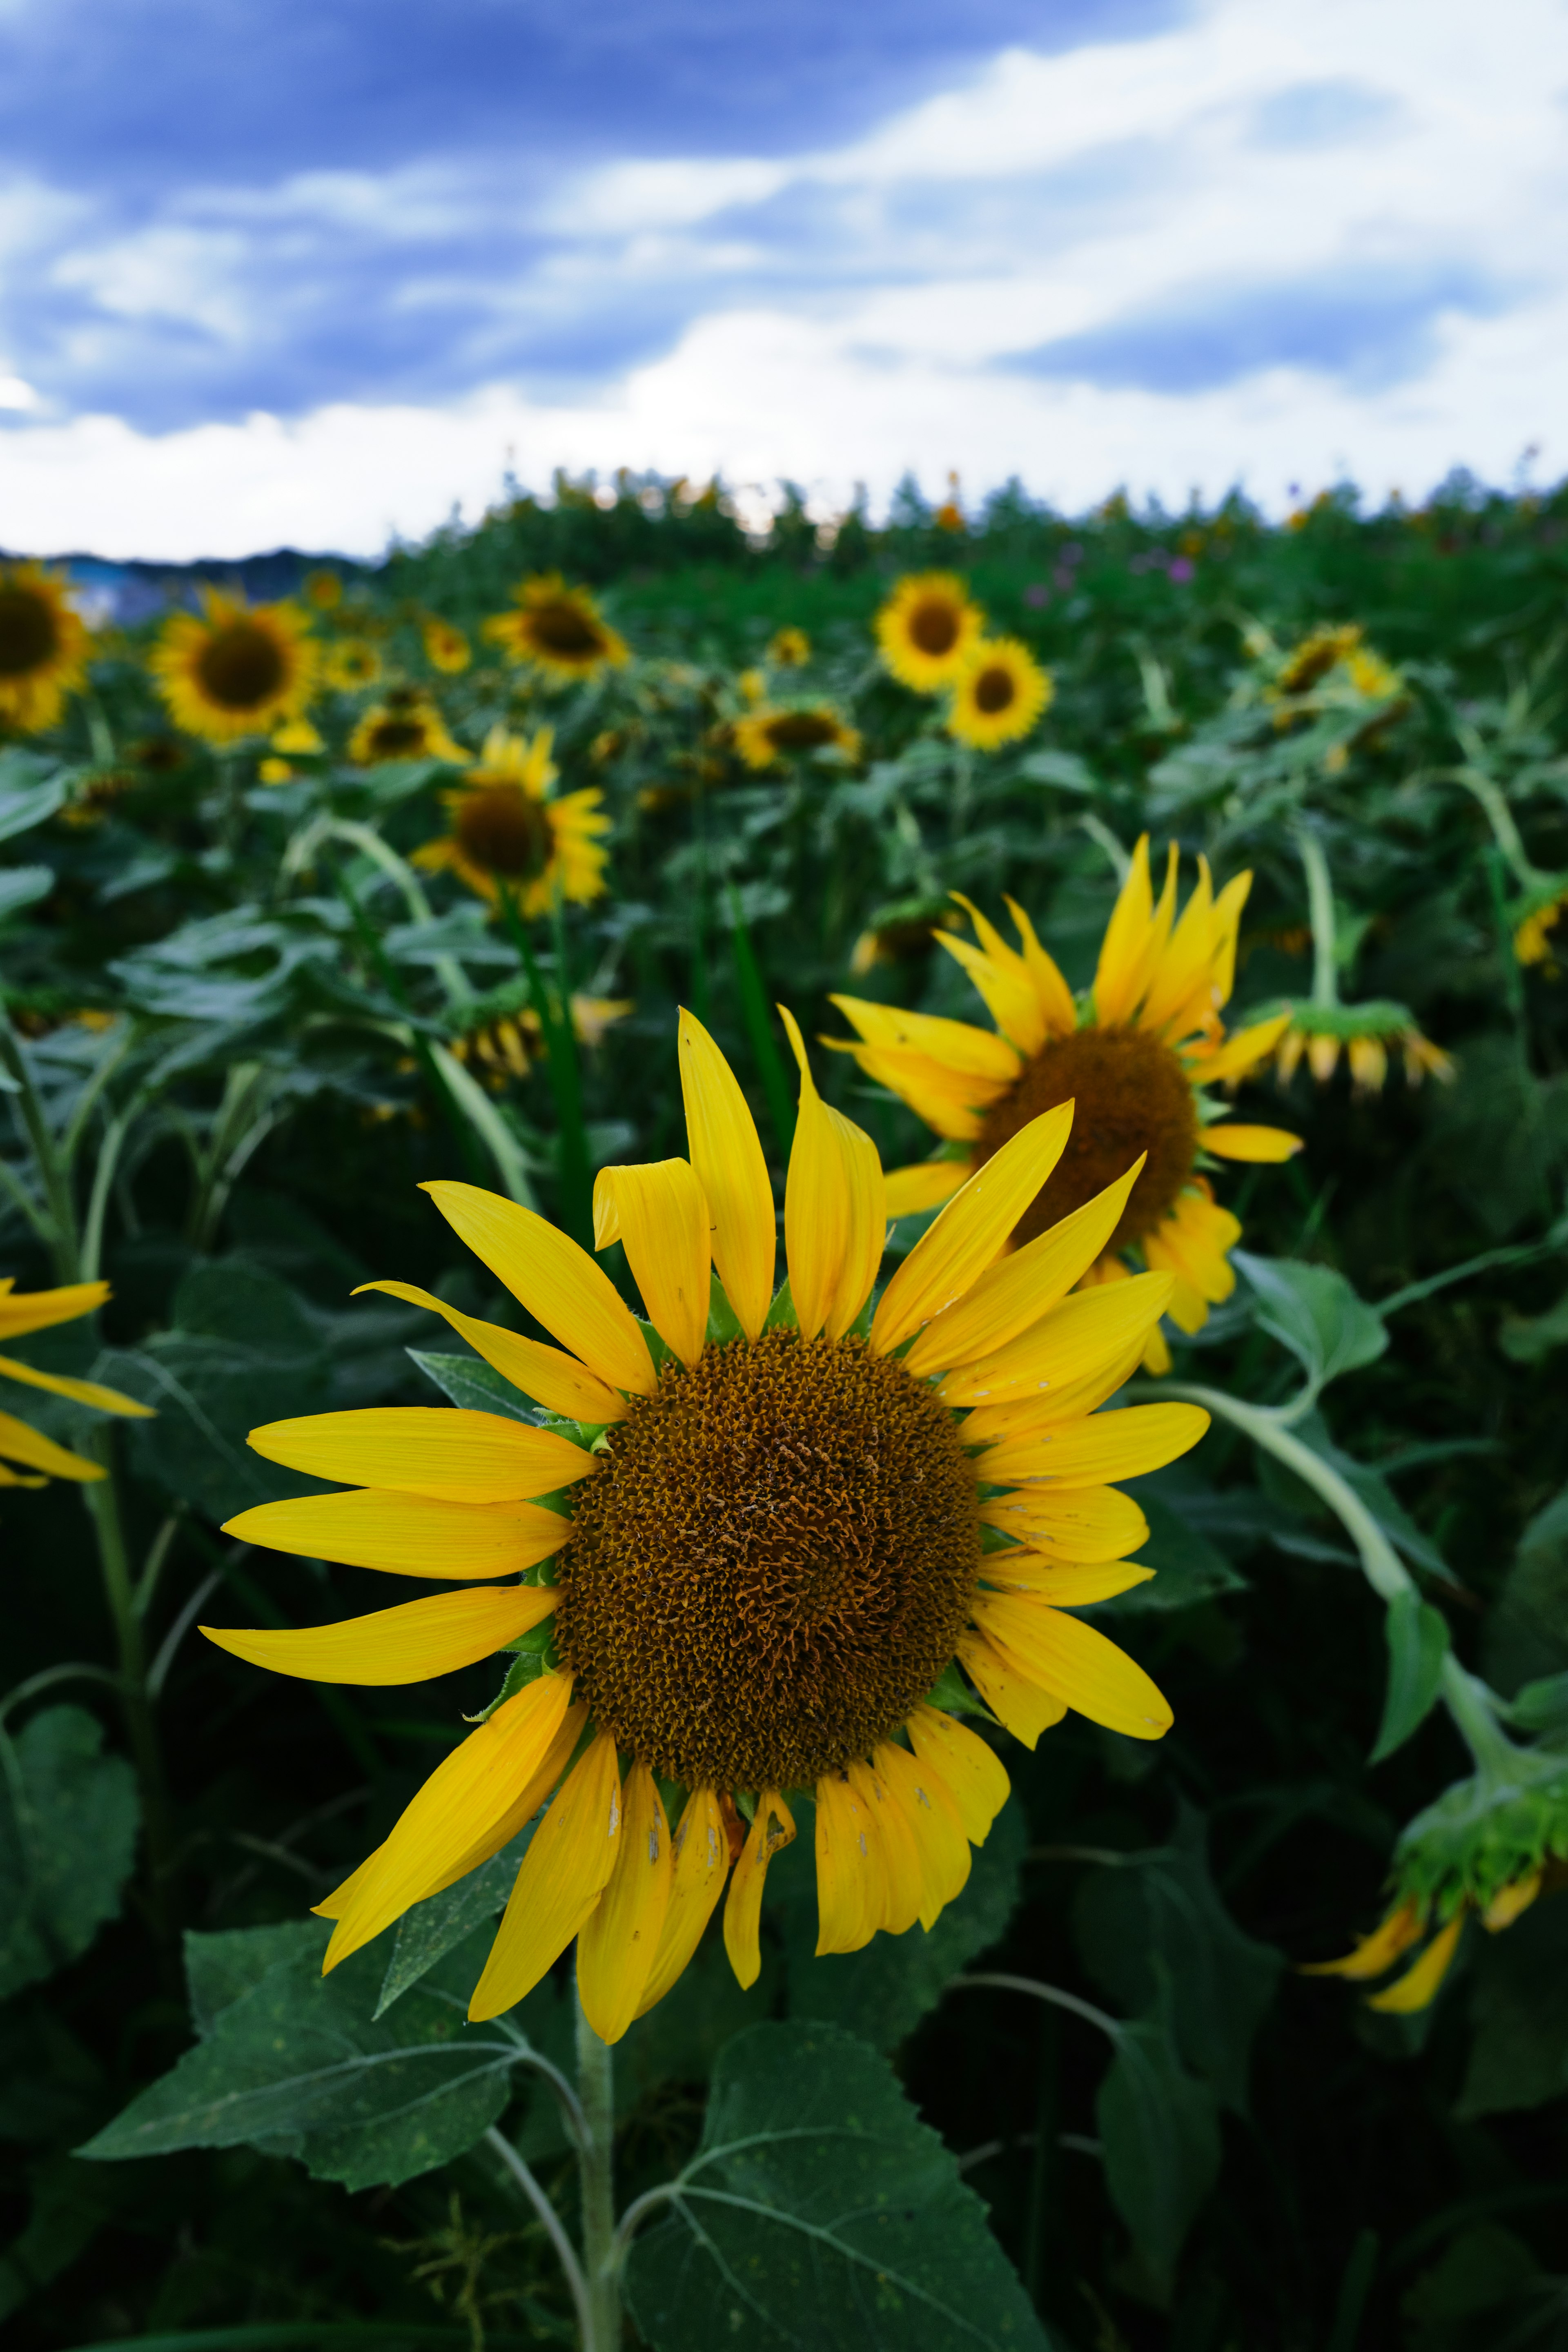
[0,0,1562,559]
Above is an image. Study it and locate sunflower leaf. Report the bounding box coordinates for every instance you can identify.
[1371,1589,1451,1762]
[1232,1251,1388,1399]
[0,1707,140,2001]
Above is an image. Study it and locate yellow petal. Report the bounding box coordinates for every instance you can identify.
[1002,897,1078,1036]
[981,1559,1155,1603]
[981,1483,1149,1562]
[933,1268,1172,1404]
[636,1786,733,2018]
[594,1159,710,1365]
[848,1757,924,1936]
[0,1353,153,1417]
[678,1008,776,1341]
[971,1592,1173,1739]
[1366,1913,1464,2013]
[872,1104,1075,1355]
[423,1180,655,1396]
[829,995,1022,1083]
[883,1160,971,1218]
[813,1769,881,1955]
[1207,870,1252,1007]
[469,1729,624,2020]
[426,1700,589,1899]
[935,916,1047,1056]
[314,1844,384,1923]
[873,1739,971,1927]
[1200,1124,1303,1163]
[779,1006,886,1340]
[0,1279,109,1341]
[576,1760,674,2043]
[723,1790,795,1989]
[221,1488,570,1580]
[1138,858,1214,1036]
[0,1410,104,1482]
[956,1628,1067,1748]
[354,1281,625,1422]
[247,1407,597,1503]
[200,1583,557,1685]
[1483,1871,1541,1931]
[833,1043,997,1140]
[324,1673,579,1964]
[978,1401,1209,1489]
[905,1703,1011,1842]
[1092,835,1154,1024]
[1301,1899,1424,1980]
[960,1335,1149,1446]
[1185,1010,1292,1085]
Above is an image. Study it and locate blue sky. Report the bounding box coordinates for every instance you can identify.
[0,0,1562,557]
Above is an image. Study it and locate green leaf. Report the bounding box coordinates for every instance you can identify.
[1402,2224,1554,2352]
[1482,1480,1568,1696]
[1233,1251,1388,1397]
[375,1829,535,2016]
[1095,2005,1222,2297]
[623,2020,1048,2351]
[0,864,53,922]
[1095,1492,1247,1614]
[1498,1284,1568,1365]
[1458,1895,1568,2118]
[79,1921,518,2189]
[1370,1589,1451,1762]
[923,1659,997,1718]
[0,752,68,844]
[185,1920,326,2036]
[0,1707,139,2000]
[1502,1671,1568,1735]
[407,1347,540,1423]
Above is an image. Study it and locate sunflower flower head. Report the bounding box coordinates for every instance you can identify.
[831,840,1302,1370]
[0,1278,153,1489]
[767,626,811,668]
[874,572,984,693]
[1513,878,1568,973]
[849,895,965,976]
[413,724,609,917]
[349,688,469,769]
[304,568,343,610]
[482,575,628,683]
[0,562,91,735]
[207,1013,1207,2041]
[1271,999,1455,1093]
[324,638,383,692]
[151,589,318,746]
[449,987,632,1087]
[947,639,1053,753]
[422,617,472,675]
[733,702,861,772]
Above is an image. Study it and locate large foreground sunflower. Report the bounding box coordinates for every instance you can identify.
[875,572,984,693]
[207,1014,1206,2041]
[483,575,628,683]
[151,590,317,745]
[0,562,91,734]
[0,1279,152,1487]
[414,726,608,916]
[831,840,1302,1366]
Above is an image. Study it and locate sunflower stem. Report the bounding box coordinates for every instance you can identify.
[498,886,592,1249]
[574,1974,621,2350]
[726,885,795,1161]
[485,2125,595,2351]
[1294,826,1342,1010]
[81,1429,177,1936]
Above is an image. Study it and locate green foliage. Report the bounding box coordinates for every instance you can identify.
[1372,1589,1452,1762]
[0,1706,139,2000]
[1233,1250,1389,1401]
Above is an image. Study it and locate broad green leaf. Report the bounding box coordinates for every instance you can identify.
[0,864,53,922]
[0,752,68,843]
[1458,1896,1568,2118]
[376,1829,534,2016]
[1503,1671,1568,1735]
[623,2020,1048,2352]
[1096,1492,1247,1614]
[1370,1589,1450,1762]
[185,1920,325,2036]
[407,1347,541,1424]
[1482,1480,1568,1696]
[0,2149,124,2328]
[1498,1284,1568,1365]
[1402,2223,1555,2352]
[1233,1252,1388,1397]
[1095,2004,1221,2296]
[0,1707,139,2000]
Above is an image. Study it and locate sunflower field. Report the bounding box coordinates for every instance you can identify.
[2,469,1567,2352]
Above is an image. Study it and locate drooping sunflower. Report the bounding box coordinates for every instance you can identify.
[483,575,628,683]
[0,562,91,734]
[874,572,984,694]
[0,1278,152,1488]
[324,638,383,692]
[422,617,472,676]
[151,590,318,746]
[450,991,632,1086]
[831,840,1302,1370]
[1273,1002,1454,1093]
[206,1012,1207,2041]
[733,704,861,771]
[348,689,469,768]
[947,639,1052,753]
[414,725,608,916]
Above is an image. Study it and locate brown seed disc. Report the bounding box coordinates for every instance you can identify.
[975,1023,1199,1249]
[528,600,605,658]
[556,1328,980,1790]
[196,622,288,710]
[455,785,555,878]
[973,664,1016,714]
[367,718,432,758]
[909,597,960,656]
[765,710,839,751]
[0,587,60,678]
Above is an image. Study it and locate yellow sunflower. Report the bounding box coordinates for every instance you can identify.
[874,572,984,693]
[304,568,343,611]
[205,1012,1207,2041]
[947,639,1052,753]
[1514,880,1568,972]
[151,590,318,746]
[422,617,472,675]
[324,639,383,692]
[1304,1865,1546,2014]
[0,562,91,734]
[0,1278,152,1488]
[767,625,811,667]
[733,704,861,771]
[1273,1004,1454,1093]
[483,575,628,683]
[451,993,632,1087]
[830,840,1302,1371]
[348,689,469,768]
[414,725,608,917]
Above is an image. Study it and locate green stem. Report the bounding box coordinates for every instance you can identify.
[726,886,795,1160]
[82,1435,176,1929]
[1450,758,1543,891]
[575,1975,621,2351]
[1294,826,1341,1010]
[0,1015,80,1269]
[499,886,592,1248]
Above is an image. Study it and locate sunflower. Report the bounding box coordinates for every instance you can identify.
[875,572,984,694]
[324,639,383,692]
[850,897,964,977]
[414,726,608,917]
[483,575,628,683]
[0,1278,152,1488]
[422,617,472,675]
[0,562,91,734]
[1272,1002,1454,1093]
[830,841,1302,1371]
[767,626,811,667]
[151,590,318,746]
[348,689,469,768]
[206,1012,1207,2041]
[450,993,632,1086]
[1304,1865,1551,2014]
[947,639,1052,753]
[733,704,861,771]
[1514,879,1568,972]
[304,568,343,610]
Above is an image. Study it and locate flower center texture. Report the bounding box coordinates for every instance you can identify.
[976,1025,1199,1248]
[0,587,59,677]
[557,1328,980,1791]
[529,599,603,658]
[909,596,960,656]
[765,710,838,751]
[456,786,554,878]
[196,622,287,710]
[973,664,1016,715]
[368,718,430,757]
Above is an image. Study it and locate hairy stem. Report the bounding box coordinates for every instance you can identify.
[575,1975,621,2351]
[1294,826,1341,1011]
[485,2125,594,2350]
[82,1435,176,1930]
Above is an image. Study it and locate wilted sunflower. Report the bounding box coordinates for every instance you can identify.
[875,572,984,694]
[767,626,811,668]
[151,590,318,746]
[831,841,1301,1370]
[483,575,628,683]
[206,1012,1206,2041]
[422,617,472,675]
[733,703,860,771]
[324,639,383,692]
[0,562,91,734]
[0,1278,152,1488]
[349,689,469,769]
[947,639,1052,753]
[1273,1002,1454,1094]
[414,725,608,917]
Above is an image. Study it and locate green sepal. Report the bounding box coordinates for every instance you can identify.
[636,1313,675,1372]
[763,1278,798,1330]
[705,1270,744,1345]
[471,1633,559,1722]
[923,1659,997,1722]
